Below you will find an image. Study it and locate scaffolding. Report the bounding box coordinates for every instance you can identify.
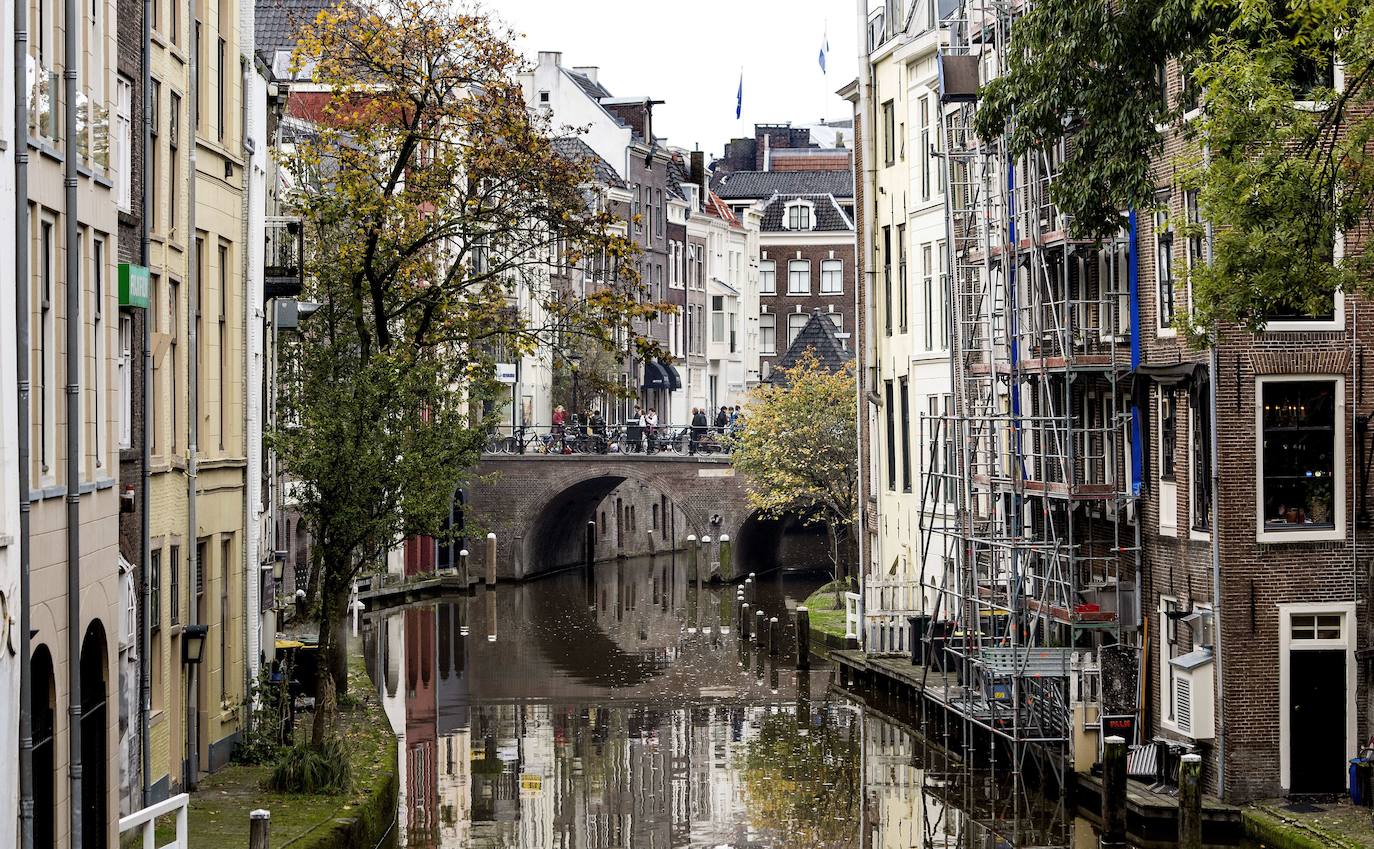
[915,0,1142,781]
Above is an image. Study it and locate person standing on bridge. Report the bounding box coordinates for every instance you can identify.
[628,404,644,453]
[645,408,659,454]
[690,407,708,455]
[715,406,729,433]
[591,408,608,454]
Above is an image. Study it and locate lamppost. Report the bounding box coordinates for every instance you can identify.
[181,623,209,790]
[569,353,583,414]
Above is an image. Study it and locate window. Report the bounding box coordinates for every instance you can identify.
[149,80,160,231]
[897,226,907,332]
[1261,378,1338,531]
[118,314,132,449]
[821,259,843,294]
[882,226,892,335]
[171,0,180,45]
[1191,388,1212,532]
[787,203,812,231]
[1160,391,1177,480]
[170,92,181,234]
[655,189,664,237]
[920,96,931,200]
[922,244,934,351]
[882,100,895,165]
[39,219,56,477]
[938,243,949,348]
[32,0,60,139]
[220,537,231,698]
[825,313,843,333]
[170,279,179,451]
[115,77,133,211]
[170,544,181,625]
[217,31,226,140]
[885,381,897,490]
[900,378,912,492]
[218,243,229,450]
[84,0,109,169]
[759,259,776,295]
[93,237,106,470]
[787,260,811,295]
[1290,613,1343,642]
[787,313,808,349]
[150,549,162,630]
[760,314,776,355]
[1155,205,1174,329]
[711,295,724,343]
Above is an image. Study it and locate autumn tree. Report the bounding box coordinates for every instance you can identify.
[729,352,858,581]
[974,0,1374,332]
[275,0,665,747]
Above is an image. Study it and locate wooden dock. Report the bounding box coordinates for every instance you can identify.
[357,572,474,608]
[832,648,1244,846]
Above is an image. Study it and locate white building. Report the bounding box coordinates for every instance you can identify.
[695,192,762,413]
[858,0,955,652]
[0,0,20,832]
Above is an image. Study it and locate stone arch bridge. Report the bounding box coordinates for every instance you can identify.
[463,453,786,581]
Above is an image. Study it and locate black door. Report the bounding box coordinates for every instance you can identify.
[1291,648,1346,793]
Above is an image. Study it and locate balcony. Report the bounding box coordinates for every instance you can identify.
[265,217,304,298]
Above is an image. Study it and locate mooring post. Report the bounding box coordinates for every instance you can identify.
[249,810,270,849]
[740,602,751,640]
[795,606,811,669]
[718,534,732,581]
[686,534,698,579]
[769,616,782,656]
[485,587,497,642]
[755,609,766,646]
[585,521,597,568]
[1101,735,1128,846]
[748,572,756,602]
[701,535,712,579]
[458,549,470,586]
[1178,753,1202,849]
[485,532,497,586]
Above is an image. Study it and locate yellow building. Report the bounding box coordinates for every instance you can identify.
[143,0,248,797]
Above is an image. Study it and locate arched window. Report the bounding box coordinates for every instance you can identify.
[31,645,56,849]
[81,622,110,849]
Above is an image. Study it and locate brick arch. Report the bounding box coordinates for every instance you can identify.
[465,455,753,579]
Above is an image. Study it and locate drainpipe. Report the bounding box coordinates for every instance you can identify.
[63,0,85,830]
[186,0,201,787]
[140,0,153,806]
[15,0,35,838]
[1209,344,1224,795]
[854,0,874,647]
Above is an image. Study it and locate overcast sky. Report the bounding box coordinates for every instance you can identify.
[486,0,861,159]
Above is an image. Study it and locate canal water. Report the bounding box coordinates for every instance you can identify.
[360,554,1111,848]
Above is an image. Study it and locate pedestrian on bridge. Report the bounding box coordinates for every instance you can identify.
[690,407,708,455]
[628,404,644,453]
[645,408,659,454]
[715,406,729,433]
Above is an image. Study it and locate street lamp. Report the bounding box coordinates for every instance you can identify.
[569,353,583,413]
[182,623,209,665]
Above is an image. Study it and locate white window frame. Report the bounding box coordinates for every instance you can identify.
[1158,390,1177,536]
[786,312,808,349]
[820,258,843,294]
[785,200,815,231]
[115,75,134,212]
[759,313,776,355]
[1278,602,1357,792]
[1155,205,1176,337]
[759,259,776,295]
[1255,374,1345,543]
[787,259,811,295]
[119,313,133,449]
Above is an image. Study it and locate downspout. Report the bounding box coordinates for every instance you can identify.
[854,0,873,647]
[1209,344,1224,794]
[140,0,153,806]
[15,0,35,838]
[186,0,201,789]
[63,0,85,830]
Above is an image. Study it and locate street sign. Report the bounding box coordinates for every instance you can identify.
[495,363,517,384]
[119,263,150,309]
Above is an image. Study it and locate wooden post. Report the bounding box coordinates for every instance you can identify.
[585,521,597,568]
[458,549,470,586]
[1101,735,1128,846]
[740,603,751,640]
[485,587,497,643]
[485,532,497,586]
[718,534,732,581]
[249,810,270,849]
[686,534,697,580]
[755,609,766,646]
[795,607,811,668]
[1178,753,1202,849]
[701,535,712,579]
[768,616,781,656]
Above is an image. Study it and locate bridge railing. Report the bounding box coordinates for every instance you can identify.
[119,792,189,849]
[483,424,738,457]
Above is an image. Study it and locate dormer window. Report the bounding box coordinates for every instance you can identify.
[786,200,815,231]
[539,90,550,103]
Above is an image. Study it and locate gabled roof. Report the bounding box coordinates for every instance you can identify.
[551,137,627,189]
[759,193,854,233]
[714,169,854,200]
[566,68,613,101]
[256,0,337,60]
[703,191,741,227]
[770,310,854,382]
[665,156,692,201]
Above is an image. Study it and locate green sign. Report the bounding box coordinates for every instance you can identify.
[119,263,150,309]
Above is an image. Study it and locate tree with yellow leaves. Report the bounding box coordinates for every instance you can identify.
[274,0,669,748]
[729,351,858,583]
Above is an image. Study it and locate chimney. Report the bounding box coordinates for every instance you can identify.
[763,134,771,171]
[690,151,706,209]
[572,66,598,84]
[538,51,562,68]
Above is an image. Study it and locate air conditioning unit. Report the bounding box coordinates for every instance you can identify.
[1170,648,1216,739]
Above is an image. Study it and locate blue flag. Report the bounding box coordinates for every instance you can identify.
[819,34,829,73]
[735,72,743,119]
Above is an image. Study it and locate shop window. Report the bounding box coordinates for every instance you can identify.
[1261,379,1337,529]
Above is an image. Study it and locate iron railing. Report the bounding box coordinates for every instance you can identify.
[481,424,737,457]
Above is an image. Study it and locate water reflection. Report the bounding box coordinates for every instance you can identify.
[362,555,1100,849]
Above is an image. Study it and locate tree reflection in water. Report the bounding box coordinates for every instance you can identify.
[740,705,860,849]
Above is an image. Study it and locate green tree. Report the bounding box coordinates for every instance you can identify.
[729,352,858,581]
[974,0,1374,332]
[277,0,664,747]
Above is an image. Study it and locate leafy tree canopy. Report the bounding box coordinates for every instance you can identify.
[975,0,1374,333]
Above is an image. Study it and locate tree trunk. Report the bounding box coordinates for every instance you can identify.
[310,564,351,748]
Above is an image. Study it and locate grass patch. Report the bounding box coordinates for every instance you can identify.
[802,579,853,641]
[164,643,396,849]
